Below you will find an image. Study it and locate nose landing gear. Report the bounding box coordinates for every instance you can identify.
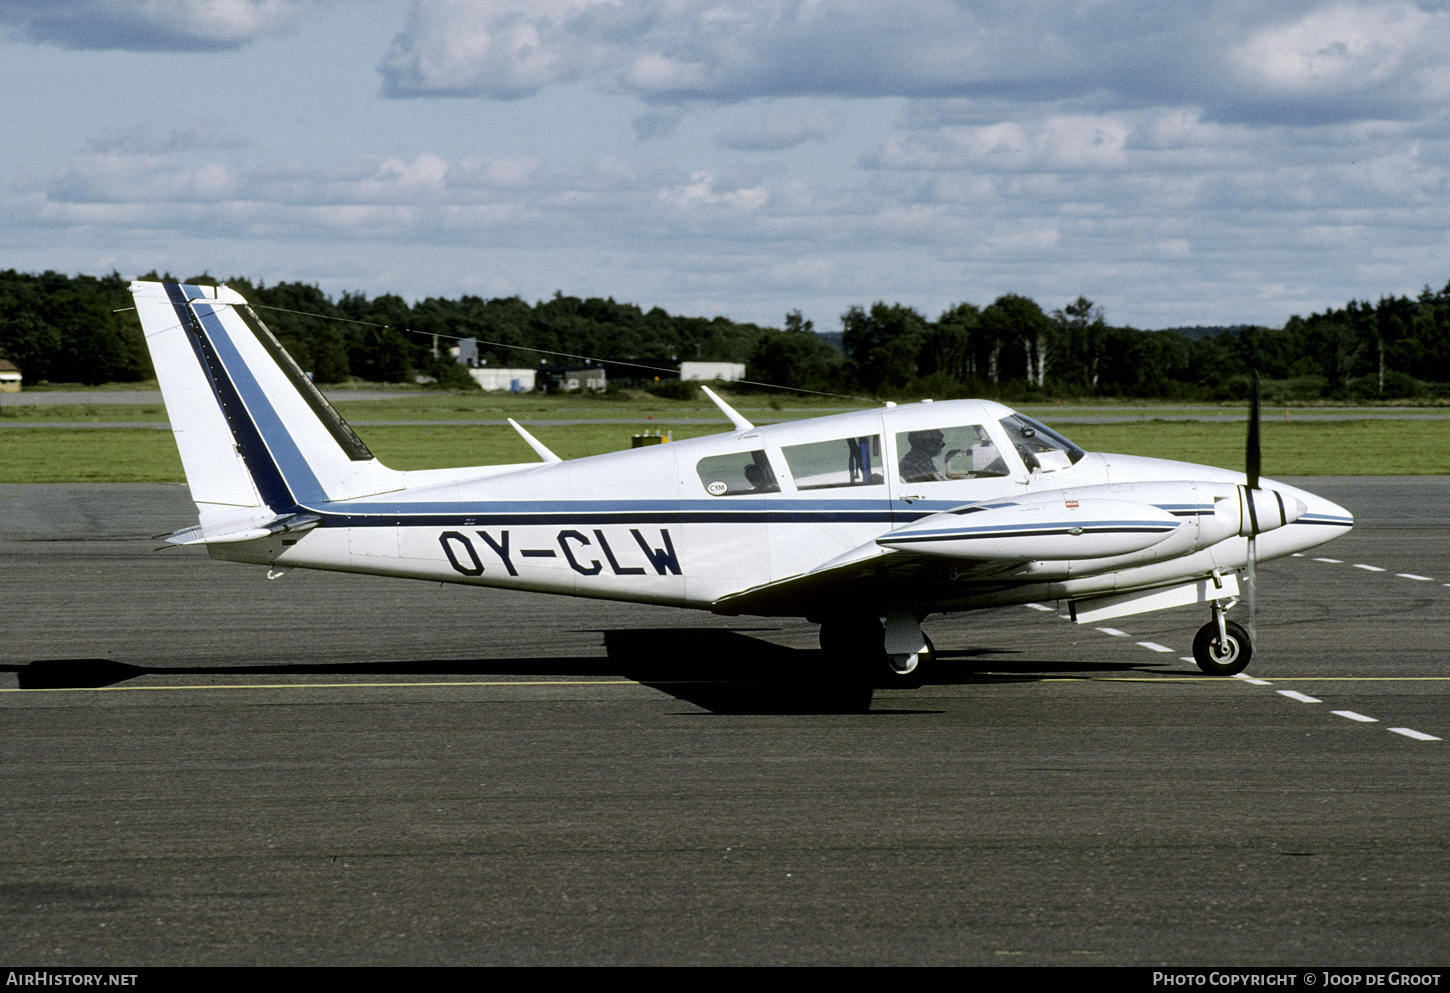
[1193,598,1252,676]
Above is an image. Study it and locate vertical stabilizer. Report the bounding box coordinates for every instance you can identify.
[131,281,403,528]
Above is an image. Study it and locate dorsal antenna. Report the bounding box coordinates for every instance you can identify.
[701,385,753,431]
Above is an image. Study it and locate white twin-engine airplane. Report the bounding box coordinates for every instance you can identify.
[132,281,1352,687]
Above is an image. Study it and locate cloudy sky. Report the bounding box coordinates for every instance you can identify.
[2,1,1449,332]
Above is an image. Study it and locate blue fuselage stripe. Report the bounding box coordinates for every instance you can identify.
[313,508,904,528]
[887,522,1177,543]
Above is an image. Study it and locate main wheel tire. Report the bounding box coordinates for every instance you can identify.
[886,633,935,688]
[820,618,936,689]
[819,615,884,657]
[1193,620,1252,676]
[818,615,883,706]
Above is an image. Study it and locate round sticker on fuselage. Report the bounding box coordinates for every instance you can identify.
[706,480,728,496]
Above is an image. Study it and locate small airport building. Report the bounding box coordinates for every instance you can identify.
[540,365,606,392]
[680,361,746,382]
[467,367,537,392]
[0,359,20,392]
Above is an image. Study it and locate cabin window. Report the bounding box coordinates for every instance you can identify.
[997,414,1085,470]
[895,424,1011,483]
[696,450,780,496]
[781,435,883,490]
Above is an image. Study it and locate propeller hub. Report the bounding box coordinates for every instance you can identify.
[1233,485,1307,537]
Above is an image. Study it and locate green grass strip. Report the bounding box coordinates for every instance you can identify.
[3,418,1444,483]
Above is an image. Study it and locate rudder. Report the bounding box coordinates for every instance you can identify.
[131,281,402,540]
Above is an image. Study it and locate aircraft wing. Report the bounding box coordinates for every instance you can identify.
[709,539,944,617]
[712,494,1182,617]
[710,533,1027,618]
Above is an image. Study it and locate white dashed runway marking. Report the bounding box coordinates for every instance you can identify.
[1021,567,1442,742]
[1303,555,1442,586]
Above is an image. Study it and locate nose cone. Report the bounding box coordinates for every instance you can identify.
[1308,493,1355,537]
[1256,480,1353,556]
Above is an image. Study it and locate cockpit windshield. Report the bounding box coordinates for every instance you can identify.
[997,413,1085,471]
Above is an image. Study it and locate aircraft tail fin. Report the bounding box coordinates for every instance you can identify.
[130,281,403,522]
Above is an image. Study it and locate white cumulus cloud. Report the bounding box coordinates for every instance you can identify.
[373,0,1450,131]
[869,116,1132,172]
[1226,1,1450,120]
[716,110,838,151]
[0,0,325,51]
[380,0,624,98]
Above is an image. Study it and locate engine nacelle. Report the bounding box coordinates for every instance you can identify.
[878,496,1181,561]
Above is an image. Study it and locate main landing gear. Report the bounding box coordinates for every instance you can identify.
[818,610,935,688]
[1192,598,1253,676]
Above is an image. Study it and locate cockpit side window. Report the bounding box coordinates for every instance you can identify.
[997,413,1085,470]
[697,450,780,496]
[896,424,1010,483]
[781,435,883,490]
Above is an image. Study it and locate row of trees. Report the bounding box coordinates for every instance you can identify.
[0,271,146,385]
[3,268,1449,400]
[748,284,1450,401]
[0,270,773,389]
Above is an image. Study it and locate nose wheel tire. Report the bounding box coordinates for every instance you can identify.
[1193,619,1252,676]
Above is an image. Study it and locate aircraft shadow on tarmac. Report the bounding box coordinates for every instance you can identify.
[5,628,1175,714]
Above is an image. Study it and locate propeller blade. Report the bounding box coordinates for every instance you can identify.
[1246,369,1261,490]
[1246,534,1257,642]
[1244,369,1261,643]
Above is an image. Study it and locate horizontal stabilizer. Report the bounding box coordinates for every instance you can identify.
[163,511,320,546]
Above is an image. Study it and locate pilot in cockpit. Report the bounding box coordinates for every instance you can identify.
[899,429,948,483]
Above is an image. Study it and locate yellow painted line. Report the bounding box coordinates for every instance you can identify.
[0,679,642,694]
[991,676,1243,683]
[4,675,1447,696]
